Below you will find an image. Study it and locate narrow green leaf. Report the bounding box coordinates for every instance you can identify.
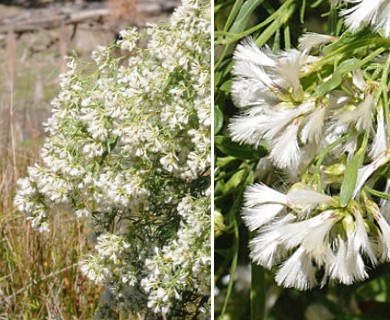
[224,168,249,194]
[229,0,266,34]
[223,0,245,32]
[215,136,268,160]
[300,0,306,23]
[365,186,390,201]
[317,72,342,96]
[216,156,236,168]
[255,1,295,47]
[340,135,368,206]
[272,27,281,52]
[219,79,232,92]
[214,105,224,134]
[284,24,291,50]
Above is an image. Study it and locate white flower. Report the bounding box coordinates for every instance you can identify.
[229,103,310,148]
[298,33,336,52]
[230,40,334,171]
[341,0,390,37]
[269,120,301,170]
[275,247,318,290]
[242,184,287,231]
[232,38,312,100]
[287,186,336,209]
[117,28,140,51]
[242,180,390,289]
[369,107,388,159]
[329,237,368,285]
[337,94,375,131]
[300,104,327,144]
[353,150,390,197]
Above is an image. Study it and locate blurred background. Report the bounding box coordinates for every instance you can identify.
[0,0,178,318]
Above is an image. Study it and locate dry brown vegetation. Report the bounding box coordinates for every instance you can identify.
[0,143,102,319]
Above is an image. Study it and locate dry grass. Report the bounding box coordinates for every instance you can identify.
[0,7,102,319]
[0,127,102,320]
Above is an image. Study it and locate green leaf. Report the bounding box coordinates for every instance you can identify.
[223,0,245,32]
[220,79,232,92]
[215,136,267,160]
[340,135,368,207]
[214,105,224,134]
[229,0,265,33]
[337,58,360,73]
[365,187,390,200]
[215,180,226,197]
[216,156,236,169]
[317,72,342,96]
[255,0,295,47]
[224,168,249,194]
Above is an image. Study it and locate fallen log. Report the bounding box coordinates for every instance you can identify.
[0,1,179,34]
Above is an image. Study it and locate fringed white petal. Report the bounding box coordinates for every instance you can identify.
[301,106,326,144]
[275,49,305,93]
[375,2,390,37]
[287,187,335,208]
[346,236,368,282]
[338,94,374,131]
[233,37,275,67]
[354,151,390,198]
[300,213,335,265]
[275,247,317,290]
[343,0,390,37]
[353,163,377,198]
[262,210,335,251]
[244,183,287,207]
[242,204,285,231]
[369,107,388,159]
[353,208,377,265]
[352,69,366,91]
[377,214,390,261]
[228,114,268,146]
[249,214,296,268]
[229,103,310,148]
[231,77,275,109]
[355,94,375,131]
[342,0,382,33]
[269,121,301,170]
[298,33,335,53]
[232,61,274,87]
[329,239,354,285]
[232,38,277,88]
[261,105,309,141]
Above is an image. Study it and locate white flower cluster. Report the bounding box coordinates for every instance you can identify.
[230,37,384,173]
[15,0,210,318]
[231,35,390,289]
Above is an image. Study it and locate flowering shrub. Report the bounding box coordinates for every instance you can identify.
[216,0,390,319]
[15,0,211,318]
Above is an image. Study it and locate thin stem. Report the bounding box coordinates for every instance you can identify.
[220,209,240,316]
[251,263,266,320]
